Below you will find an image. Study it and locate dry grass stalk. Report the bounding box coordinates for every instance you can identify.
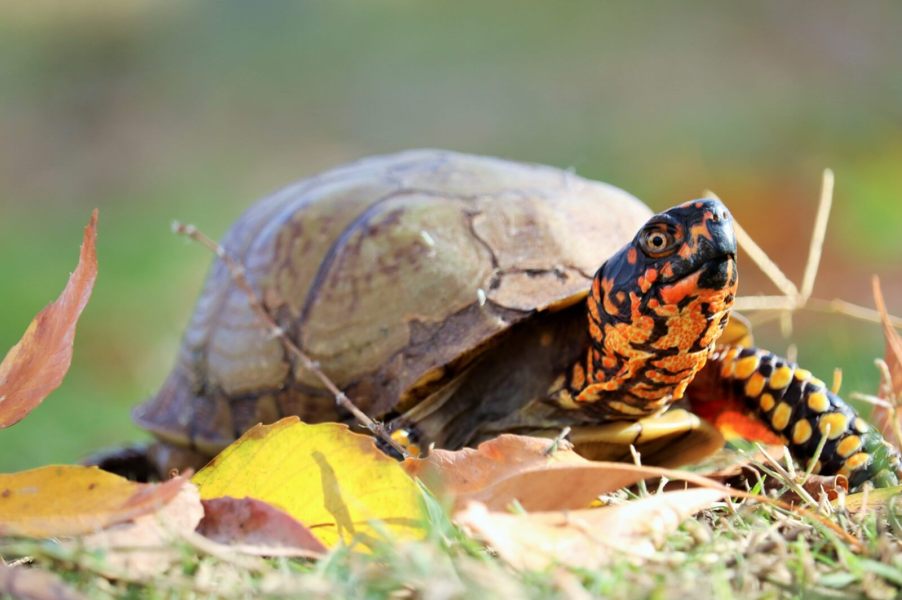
[172,222,410,459]
[799,168,833,302]
[730,220,800,299]
[753,445,819,508]
[870,277,902,447]
[710,171,902,330]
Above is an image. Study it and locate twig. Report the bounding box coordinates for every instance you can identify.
[871,278,902,447]
[733,296,902,329]
[706,188,802,299]
[850,392,893,409]
[710,175,902,333]
[706,186,800,302]
[799,169,833,301]
[733,220,800,299]
[172,222,410,459]
[543,426,571,456]
[755,444,819,509]
[802,424,831,485]
[831,368,842,395]
[629,445,648,496]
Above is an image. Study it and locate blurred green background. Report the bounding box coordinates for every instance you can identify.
[2,1,901,471]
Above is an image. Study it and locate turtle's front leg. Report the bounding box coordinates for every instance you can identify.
[690,345,902,488]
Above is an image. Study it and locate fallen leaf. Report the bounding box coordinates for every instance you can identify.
[0,561,84,600]
[0,465,187,538]
[198,496,327,557]
[456,488,727,570]
[796,475,848,502]
[0,210,98,428]
[836,484,902,512]
[191,417,427,549]
[871,277,902,448]
[403,434,727,512]
[72,481,203,579]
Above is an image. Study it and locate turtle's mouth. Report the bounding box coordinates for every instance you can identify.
[696,253,737,291]
[656,254,736,305]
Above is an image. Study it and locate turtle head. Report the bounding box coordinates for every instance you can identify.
[581,199,738,412]
[600,198,737,310]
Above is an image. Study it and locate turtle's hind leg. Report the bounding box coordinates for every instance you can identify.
[690,345,902,489]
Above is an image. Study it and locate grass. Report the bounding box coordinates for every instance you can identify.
[2,477,901,599]
[3,2,902,472]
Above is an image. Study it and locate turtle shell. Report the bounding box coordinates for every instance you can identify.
[134,150,652,454]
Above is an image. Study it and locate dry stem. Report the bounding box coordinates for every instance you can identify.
[799,169,833,301]
[172,222,410,459]
[710,171,902,331]
[730,219,799,299]
[870,277,902,447]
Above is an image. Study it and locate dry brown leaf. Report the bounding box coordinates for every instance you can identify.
[72,482,203,579]
[456,488,727,570]
[0,561,84,600]
[198,496,327,558]
[0,210,98,428]
[0,465,187,538]
[409,436,856,545]
[403,434,726,512]
[797,475,848,502]
[872,277,902,448]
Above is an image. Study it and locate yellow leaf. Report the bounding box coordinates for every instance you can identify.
[0,465,187,538]
[836,484,902,512]
[192,417,427,549]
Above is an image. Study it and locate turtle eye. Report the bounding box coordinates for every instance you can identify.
[639,228,677,257]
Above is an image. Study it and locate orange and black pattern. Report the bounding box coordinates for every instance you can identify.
[701,345,902,489]
[554,198,901,488]
[554,199,737,419]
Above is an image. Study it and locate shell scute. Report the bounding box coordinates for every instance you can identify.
[135,150,650,451]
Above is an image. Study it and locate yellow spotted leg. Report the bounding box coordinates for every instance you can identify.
[693,345,902,489]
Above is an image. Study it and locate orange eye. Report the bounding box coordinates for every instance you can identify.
[639,228,677,257]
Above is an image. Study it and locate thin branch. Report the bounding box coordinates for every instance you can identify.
[543,426,571,456]
[870,278,902,446]
[814,297,902,329]
[705,189,800,298]
[849,392,893,410]
[753,445,819,509]
[733,296,902,329]
[799,169,833,301]
[717,171,902,334]
[732,296,796,311]
[172,222,410,459]
[733,219,801,299]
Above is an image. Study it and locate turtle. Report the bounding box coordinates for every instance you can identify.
[124,149,900,489]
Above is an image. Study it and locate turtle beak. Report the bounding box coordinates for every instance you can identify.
[707,202,737,259]
[691,199,737,291]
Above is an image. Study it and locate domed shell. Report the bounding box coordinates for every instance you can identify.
[134,150,652,453]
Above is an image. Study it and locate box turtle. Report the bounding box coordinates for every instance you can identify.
[127,150,900,488]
